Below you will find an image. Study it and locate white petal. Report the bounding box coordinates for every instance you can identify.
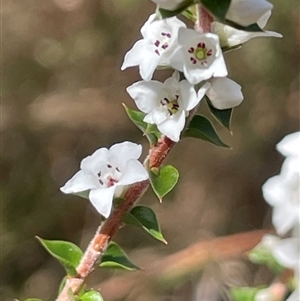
[139,50,161,81]
[121,40,146,70]
[89,186,115,218]
[262,175,285,207]
[207,77,244,109]
[151,108,169,124]
[158,110,186,142]
[178,80,206,111]
[164,71,180,97]
[169,47,184,72]
[140,14,157,38]
[60,170,99,194]
[276,131,300,158]
[272,205,298,235]
[80,148,109,174]
[109,141,142,170]
[118,159,149,186]
[273,238,299,269]
[127,81,164,113]
[226,0,273,26]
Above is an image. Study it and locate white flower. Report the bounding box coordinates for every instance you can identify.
[262,157,300,235]
[206,77,243,109]
[126,71,210,142]
[211,10,282,48]
[169,28,227,85]
[276,131,300,158]
[151,0,184,10]
[226,0,273,27]
[60,142,149,218]
[121,14,186,81]
[262,132,300,235]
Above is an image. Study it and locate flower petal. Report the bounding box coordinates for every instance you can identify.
[273,238,299,269]
[226,0,273,26]
[127,81,165,113]
[179,80,210,111]
[207,77,244,109]
[158,110,186,142]
[276,131,300,158]
[109,141,142,170]
[89,186,115,218]
[80,148,109,174]
[60,170,100,194]
[118,159,149,186]
[121,39,146,71]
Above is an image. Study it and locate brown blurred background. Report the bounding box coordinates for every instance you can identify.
[1,0,299,300]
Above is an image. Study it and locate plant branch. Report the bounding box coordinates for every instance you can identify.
[56,137,175,301]
[97,230,273,300]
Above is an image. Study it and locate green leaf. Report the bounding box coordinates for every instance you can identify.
[149,165,179,202]
[123,104,159,145]
[158,0,194,18]
[230,287,263,301]
[122,206,167,244]
[200,0,231,21]
[207,98,233,131]
[100,241,140,271]
[79,291,104,301]
[224,20,263,32]
[183,115,230,147]
[36,237,83,276]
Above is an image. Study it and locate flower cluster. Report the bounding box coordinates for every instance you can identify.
[122,1,281,142]
[254,132,300,301]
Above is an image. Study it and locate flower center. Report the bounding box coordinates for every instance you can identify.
[160,95,179,115]
[187,42,212,66]
[153,31,172,56]
[97,164,122,188]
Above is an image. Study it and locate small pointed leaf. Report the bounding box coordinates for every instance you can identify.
[149,165,179,202]
[207,98,233,131]
[183,115,230,147]
[80,291,104,301]
[123,206,167,244]
[100,241,140,271]
[123,104,159,145]
[36,237,83,276]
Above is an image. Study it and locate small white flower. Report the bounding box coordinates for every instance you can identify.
[121,14,186,81]
[127,71,210,142]
[276,131,300,158]
[151,0,184,10]
[226,0,273,26]
[212,10,282,48]
[206,77,244,109]
[262,157,300,235]
[60,142,149,218]
[169,28,227,85]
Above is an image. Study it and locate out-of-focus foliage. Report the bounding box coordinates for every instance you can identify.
[1,0,299,300]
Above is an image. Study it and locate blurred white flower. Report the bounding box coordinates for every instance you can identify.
[277,131,300,158]
[121,14,186,81]
[60,142,148,218]
[169,28,227,85]
[127,71,210,142]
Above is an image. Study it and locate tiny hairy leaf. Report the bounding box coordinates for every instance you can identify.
[123,104,159,145]
[149,165,179,202]
[183,115,230,147]
[207,98,233,131]
[123,206,167,244]
[36,237,83,276]
[100,241,140,271]
[79,291,104,301]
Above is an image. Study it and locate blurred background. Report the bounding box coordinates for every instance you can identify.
[1,0,299,300]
